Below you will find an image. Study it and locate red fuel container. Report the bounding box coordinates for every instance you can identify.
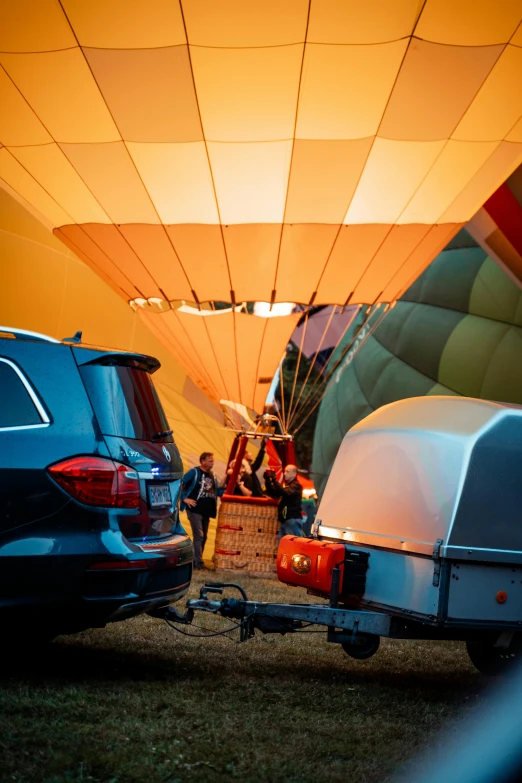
[276,536,347,595]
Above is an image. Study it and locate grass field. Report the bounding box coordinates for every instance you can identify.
[1,572,487,783]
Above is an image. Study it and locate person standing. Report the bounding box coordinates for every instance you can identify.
[181,452,223,570]
[264,464,304,540]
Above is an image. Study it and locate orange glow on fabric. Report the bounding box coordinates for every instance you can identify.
[1,1,522,408]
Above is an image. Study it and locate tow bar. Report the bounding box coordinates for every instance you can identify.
[164,578,392,653]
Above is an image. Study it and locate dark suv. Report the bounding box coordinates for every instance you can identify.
[0,327,193,641]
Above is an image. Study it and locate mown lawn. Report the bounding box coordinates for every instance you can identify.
[1,572,486,783]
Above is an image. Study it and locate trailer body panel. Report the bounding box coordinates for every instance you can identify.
[447,562,522,623]
[360,547,439,618]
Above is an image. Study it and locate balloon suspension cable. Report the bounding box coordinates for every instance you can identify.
[290,308,383,437]
[287,303,361,431]
[286,307,310,429]
[278,354,287,432]
[292,304,389,435]
[286,304,338,430]
[291,304,390,436]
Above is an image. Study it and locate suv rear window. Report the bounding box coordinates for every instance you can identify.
[80,365,171,441]
[0,359,44,428]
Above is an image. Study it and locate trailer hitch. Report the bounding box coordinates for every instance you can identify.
[165,582,304,640]
[164,581,392,644]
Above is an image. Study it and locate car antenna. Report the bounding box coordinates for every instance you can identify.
[62,330,83,343]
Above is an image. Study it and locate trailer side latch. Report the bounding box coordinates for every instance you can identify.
[432,538,443,586]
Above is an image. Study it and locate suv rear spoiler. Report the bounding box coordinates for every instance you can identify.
[73,348,160,373]
[0,326,160,373]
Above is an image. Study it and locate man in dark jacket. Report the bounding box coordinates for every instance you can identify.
[264,464,304,540]
[181,452,223,570]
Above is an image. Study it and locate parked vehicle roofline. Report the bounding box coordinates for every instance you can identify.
[0,326,60,343]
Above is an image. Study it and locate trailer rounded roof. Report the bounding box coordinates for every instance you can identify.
[351,395,521,437]
[318,396,522,559]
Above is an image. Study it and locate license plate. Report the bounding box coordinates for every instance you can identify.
[148,483,171,508]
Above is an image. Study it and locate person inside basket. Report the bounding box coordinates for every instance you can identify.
[244,437,268,497]
[181,452,224,570]
[263,464,305,540]
[226,458,254,497]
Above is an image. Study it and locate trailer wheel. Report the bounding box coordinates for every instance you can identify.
[466,634,522,676]
[342,633,380,660]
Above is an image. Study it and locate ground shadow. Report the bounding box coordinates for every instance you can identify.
[2,629,482,701]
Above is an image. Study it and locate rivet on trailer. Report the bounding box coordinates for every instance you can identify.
[162,396,522,677]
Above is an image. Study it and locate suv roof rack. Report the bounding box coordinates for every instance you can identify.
[0,326,60,343]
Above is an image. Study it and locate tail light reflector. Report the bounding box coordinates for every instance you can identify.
[48,456,140,508]
[88,559,151,570]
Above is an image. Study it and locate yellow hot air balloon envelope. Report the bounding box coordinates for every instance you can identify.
[0,186,236,468]
[1,0,522,409]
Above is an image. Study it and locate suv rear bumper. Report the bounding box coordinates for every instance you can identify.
[107,586,190,622]
[0,531,193,632]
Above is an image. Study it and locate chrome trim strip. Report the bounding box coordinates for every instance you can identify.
[138,472,181,480]
[107,585,191,621]
[139,534,189,550]
[318,524,434,556]
[0,357,50,430]
[0,326,59,343]
[443,545,522,564]
[0,423,50,432]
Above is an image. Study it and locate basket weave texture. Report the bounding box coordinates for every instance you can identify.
[214,500,279,573]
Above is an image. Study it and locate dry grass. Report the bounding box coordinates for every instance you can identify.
[0,572,487,783]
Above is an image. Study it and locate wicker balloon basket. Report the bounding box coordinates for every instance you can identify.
[213,497,280,574]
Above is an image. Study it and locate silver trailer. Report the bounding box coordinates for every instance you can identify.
[170,397,522,674]
[309,395,522,673]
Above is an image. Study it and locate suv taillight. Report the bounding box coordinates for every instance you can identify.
[48,456,140,508]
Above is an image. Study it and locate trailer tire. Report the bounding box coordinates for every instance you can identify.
[466,635,522,676]
[342,633,380,660]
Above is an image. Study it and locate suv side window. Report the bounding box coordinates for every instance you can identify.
[0,358,49,430]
